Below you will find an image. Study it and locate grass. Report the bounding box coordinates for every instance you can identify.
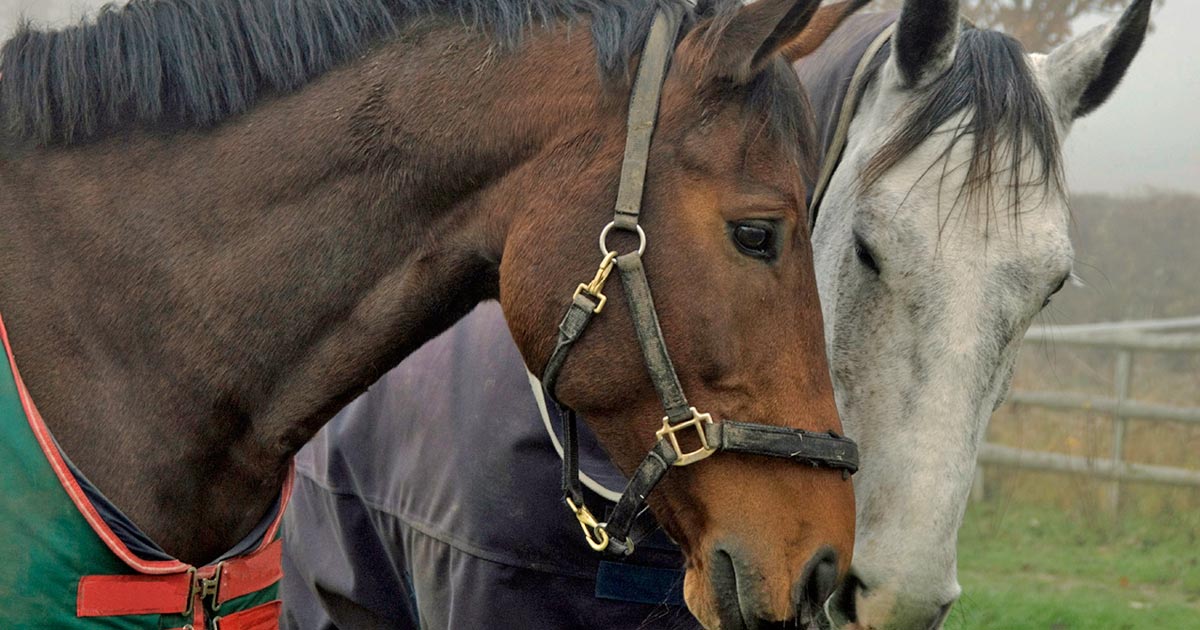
[943,501,1200,629]
[936,332,1200,628]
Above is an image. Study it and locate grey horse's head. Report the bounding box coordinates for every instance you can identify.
[808,1,1153,627]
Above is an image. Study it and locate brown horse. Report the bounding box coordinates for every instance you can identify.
[0,0,863,625]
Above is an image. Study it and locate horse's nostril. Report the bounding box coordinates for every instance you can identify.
[796,546,839,620]
[807,555,839,607]
[709,549,745,629]
[929,600,955,630]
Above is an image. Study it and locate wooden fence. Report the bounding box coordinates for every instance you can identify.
[973,316,1200,510]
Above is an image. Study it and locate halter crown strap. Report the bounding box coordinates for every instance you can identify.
[612,9,680,232]
[607,7,691,423]
[542,8,680,398]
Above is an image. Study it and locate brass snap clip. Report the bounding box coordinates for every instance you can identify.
[566,496,611,552]
[657,407,717,466]
[573,251,618,313]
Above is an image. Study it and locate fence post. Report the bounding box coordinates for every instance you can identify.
[1107,350,1134,514]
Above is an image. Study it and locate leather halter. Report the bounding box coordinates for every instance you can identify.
[541,9,859,556]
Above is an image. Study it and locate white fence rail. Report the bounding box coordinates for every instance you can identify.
[974,317,1200,509]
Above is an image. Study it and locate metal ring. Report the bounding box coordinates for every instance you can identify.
[599,222,647,257]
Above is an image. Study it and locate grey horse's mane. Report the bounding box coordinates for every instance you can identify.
[865,26,1065,228]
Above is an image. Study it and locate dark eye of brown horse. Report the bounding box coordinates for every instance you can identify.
[730,220,777,260]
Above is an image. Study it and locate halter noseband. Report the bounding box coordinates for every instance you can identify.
[542,9,860,556]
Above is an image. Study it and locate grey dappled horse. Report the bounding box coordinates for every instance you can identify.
[802,0,1152,627]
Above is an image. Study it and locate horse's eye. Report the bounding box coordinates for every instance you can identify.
[1042,273,1069,310]
[854,235,880,274]
[730,221,777,260]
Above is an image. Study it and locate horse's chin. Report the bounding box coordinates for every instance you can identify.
[681,570,714,629]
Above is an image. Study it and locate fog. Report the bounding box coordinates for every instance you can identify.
[1056,1,1198,195]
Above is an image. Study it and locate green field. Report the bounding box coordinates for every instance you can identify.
[944,501,1200,629]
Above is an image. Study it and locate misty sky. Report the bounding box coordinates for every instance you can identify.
[1,0,1195,195]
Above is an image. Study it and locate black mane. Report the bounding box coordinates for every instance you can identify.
[0,0,685,145]
[863,26,1064,223]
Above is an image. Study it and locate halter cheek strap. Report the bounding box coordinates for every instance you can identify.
[542,8,860,557]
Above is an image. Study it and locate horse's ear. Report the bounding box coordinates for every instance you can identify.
[689,0,824,85]
[781,0,872,62]
[888,0,960,88]
[1042,0,1152,121]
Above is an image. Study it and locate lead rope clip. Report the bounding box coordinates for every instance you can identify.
[565,496,611,552]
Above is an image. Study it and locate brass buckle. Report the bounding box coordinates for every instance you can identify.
[566,496,610,552]
[183,563,224,618]
[657,407,716,466]
[183,567,197,618]
[204,562,224,611]
[573,251,618,313]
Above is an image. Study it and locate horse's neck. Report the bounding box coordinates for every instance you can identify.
[0,25,602,563]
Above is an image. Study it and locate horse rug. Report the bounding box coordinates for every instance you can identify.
[0,313,288,629]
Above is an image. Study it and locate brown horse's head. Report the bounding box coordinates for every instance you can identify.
[497,1,865,626]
